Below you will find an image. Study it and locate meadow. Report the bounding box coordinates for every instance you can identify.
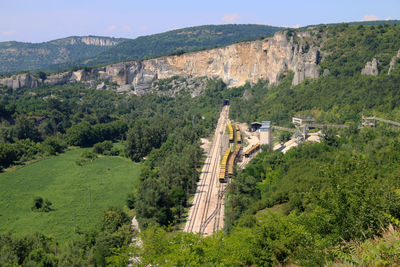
[0,148,141,241]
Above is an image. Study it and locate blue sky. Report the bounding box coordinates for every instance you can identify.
[0,0,399,42]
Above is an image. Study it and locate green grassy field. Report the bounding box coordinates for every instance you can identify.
[0,148,141,241]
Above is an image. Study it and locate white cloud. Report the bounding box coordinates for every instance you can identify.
[362,14,379,21]
[282,24,300,29]
[138,25,149,32]
[386,16,392,21]
[222,13,238,23]
[2,30,16,36]
[107,25,117,31]
[120,25,132,32]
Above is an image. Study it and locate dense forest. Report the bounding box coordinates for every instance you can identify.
[1,23,400,265]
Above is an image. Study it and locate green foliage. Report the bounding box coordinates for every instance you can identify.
[231,70,400,126]
[41,136,66,156]
[93,140,113,155]
[0,206,132,266]
[126,192,136,209]
[279,131,292,143]
[100,206,130,233]
[125,119,168,162]
[224,126,400,264]
[328,225,400,266]
[31,196,52,212]
[321,25,400,76]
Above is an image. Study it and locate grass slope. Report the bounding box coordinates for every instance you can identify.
[0,148,140,241]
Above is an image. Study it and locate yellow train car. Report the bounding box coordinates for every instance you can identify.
[236,130,241,144]
[227,123,234,143]
[219,148,231,183]
[227,144,241,178]
[244,143,260,158]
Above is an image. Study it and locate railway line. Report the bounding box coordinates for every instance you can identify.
[184,106,245,235]
[184,105,230,235]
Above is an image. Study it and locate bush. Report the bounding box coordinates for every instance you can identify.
[81,150,97,160]
[31,196,52,212]
[126,193,136,209]
[75,150,97,166]
[41,137,66,155]
[93,141,113,155]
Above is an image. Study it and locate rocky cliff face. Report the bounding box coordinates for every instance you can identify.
[0,30,322,92]
[388,49,400,74]
[361,58,379,76]
[50,36,120,46]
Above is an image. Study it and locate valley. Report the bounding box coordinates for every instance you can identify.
[0,21,400,266]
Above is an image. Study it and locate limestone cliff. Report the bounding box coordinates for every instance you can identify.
[0,30,322,92]
[361,58,379,76]
[388,49,400,74]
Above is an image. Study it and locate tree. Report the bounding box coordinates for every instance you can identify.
[14,116,41,142]
[31,197,52,212]
[100,207,130,233]
[66,121,94,147]
[126,192,136,209]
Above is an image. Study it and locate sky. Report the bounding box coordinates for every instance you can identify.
[0,0,399,43]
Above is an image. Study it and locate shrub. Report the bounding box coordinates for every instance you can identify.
[93,141,113,155]
[41,137,66,156]
[31,197,52,212]
[126,193,136,209]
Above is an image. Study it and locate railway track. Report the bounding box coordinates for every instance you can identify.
[184,106,229,234]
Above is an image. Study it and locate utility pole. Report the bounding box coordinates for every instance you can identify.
[89,186,92,208]
[74,209,77,233]
[54,237,57,257]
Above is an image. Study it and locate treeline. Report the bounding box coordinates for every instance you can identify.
[0,119,127,170]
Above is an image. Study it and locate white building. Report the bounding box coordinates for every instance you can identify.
[292,117,315,126]
[259,121,272,147]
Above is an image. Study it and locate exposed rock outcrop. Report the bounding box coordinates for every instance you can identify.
[49,36,120,46]
[361,58,379,76]
[0,73,40,90]
[0,30,323,92]
[388,49,400,74]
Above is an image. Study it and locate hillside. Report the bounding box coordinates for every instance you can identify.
[0,148,140,241]
[0,24,283,75]
[0,36,124,75]
[80,24,284,66]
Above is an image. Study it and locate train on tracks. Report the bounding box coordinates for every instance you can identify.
[219,123,242,183]
[235,123,241,144]
[227,144,241,178]
[219,148,231,183]
[227,123,234,143]
[244,143,260,158]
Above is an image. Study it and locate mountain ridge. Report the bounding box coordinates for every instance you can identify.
[0,36,125,75]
